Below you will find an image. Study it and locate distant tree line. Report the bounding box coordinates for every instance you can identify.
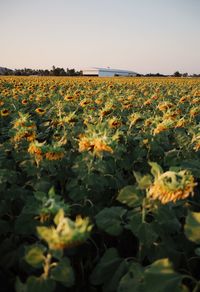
[0,67,199,77]
[136,71,200,77]
[0,66,83,76]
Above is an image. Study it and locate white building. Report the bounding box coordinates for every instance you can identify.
[82,67,137,77]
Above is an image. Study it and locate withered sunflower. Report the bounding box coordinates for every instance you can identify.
[35,108,46,115]
[1,109,10,116]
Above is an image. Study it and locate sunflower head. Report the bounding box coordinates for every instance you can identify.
[64,95,75,101]
[147,163,197,204]
[108,117,121,128]
[1,109,10,117]
[22,99,28,105]
[35,108,46,115]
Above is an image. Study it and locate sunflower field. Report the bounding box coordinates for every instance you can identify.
[0,76,200,292]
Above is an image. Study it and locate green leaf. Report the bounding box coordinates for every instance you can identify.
[51,249,63,260]
[51,257,74,287]
[25,245,45,268]
[90,248,122,286]
[26,276,56,292]
[195,247,200,256]
[117,185,141,208]
[149,161,163,179]
[34,180,52,192]
[154,206,181,234]
[15,214,37,235]
[34,191,46,202]
[95,207,126,236]
[48,187,56,198]
[184,211,200,244]
[181,160,200,178]
[143,258,183,292]
[103,260,129,292]
[54,208,65,226]
[118,262,144,292]
[126,213,158,248]
[16,276,56,292]
[15,277,26,292]
[133,172,152,190]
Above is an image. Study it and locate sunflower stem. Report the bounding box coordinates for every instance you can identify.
[142,198,146,223]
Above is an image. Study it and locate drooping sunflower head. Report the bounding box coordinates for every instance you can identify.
[78,134,113,156]
[43,144,65,161]
[1,109,10,117]
[64,95,75,101]
[28,140,43,156]
[108,117,121,128]
[45,150,65,161]
[35,108,46,115]
[22,99,28,105]
[148,167,197,204]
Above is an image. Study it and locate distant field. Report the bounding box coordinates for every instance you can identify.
[1,76,200,291]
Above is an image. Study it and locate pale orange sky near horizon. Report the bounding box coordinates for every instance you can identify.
[0,0,200,74]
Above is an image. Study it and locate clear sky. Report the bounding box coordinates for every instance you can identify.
[0,0,199,74]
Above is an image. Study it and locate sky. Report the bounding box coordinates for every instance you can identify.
[0,0,200,74]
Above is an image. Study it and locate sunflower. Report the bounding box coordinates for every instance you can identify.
[28,141,43,164]
[1,109,10,116]
[179,96,188,103]
[143,139,149,145]
[190,107,199,117]
[108,117,121,128]
[144,99,152,106]
[79,99,91,107]
[157,102,173,111]
[153,123,168,135]
[0,101,4,107]
[29,95,34,101]
[194,142,200,151]
[28,142,42,156]
[129,113,142,126]
[191,98,200,104]
[34,213,51,223]
[22,99,28,105]
[93,138,113,154]
[95,97,104,105]
[78,136,113,155]
[148,170,196,204]
[100,108,112,117]
[64,95,75,101]
[144,118,153,127]
[78,136,92,152]
[45,151,65,161]
[35,108,46,115]
[24,131,36,142]
[175,118,187,128]
[151,94,159,100]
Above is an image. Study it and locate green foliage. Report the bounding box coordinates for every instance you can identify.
[184,211,200,244]
[25,245,45,268]
[90,248,129,292]
[51,257,75,287]
[117,185,142,207]
[16,276,56,292]
[143,259,183,292]
[118,262,144,292]
[0,76,200,291]
[95,207,126,236]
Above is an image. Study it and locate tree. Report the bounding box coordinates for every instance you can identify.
[173,71,182,77]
